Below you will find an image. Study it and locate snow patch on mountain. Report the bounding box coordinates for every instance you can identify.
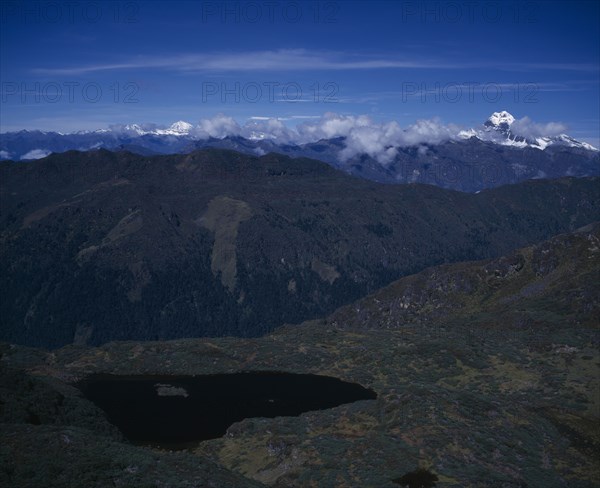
[155,121,194,136]
[486,111,515,128]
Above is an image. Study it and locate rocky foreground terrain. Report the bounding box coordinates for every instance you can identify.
[1,224,598,487]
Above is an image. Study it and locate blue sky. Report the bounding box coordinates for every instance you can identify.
[1,0,599,145]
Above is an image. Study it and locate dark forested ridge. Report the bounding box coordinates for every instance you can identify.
[1,149,599,348]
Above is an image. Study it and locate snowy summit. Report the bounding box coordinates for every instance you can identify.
[485,111,516,128]
[161,121,194,135]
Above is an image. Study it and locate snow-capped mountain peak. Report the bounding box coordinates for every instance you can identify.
[485,111,515,128]
[124,124,146,135]
[456,112,599,152]
[166,121,193,134]
[550,134,598,152]
[116,121,195,136]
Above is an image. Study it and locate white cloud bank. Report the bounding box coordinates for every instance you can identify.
[196,114,242,138]
[510,116,567,139]
[105,112,577,163]
[188,113,463,164]
[20,149,51,160]
[18,112,578,164]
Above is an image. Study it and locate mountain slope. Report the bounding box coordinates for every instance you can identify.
[2,217,599,488]
[1,149,599,348]
[328,222,600,330]
[474,110,598,152]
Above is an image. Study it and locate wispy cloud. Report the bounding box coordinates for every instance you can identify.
[32,50,445,75]
[32,49,600,75]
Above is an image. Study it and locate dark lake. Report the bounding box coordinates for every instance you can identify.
[76,372,377,449]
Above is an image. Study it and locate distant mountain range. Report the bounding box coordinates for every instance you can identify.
[1,148,598,348]
[2,112,598,192]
